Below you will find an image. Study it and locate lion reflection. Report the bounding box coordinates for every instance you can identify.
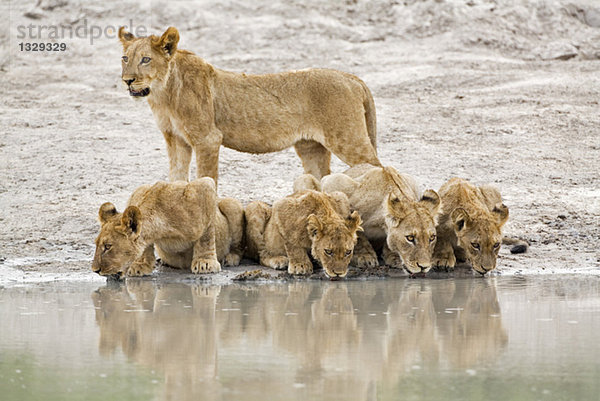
[92,279,507,400]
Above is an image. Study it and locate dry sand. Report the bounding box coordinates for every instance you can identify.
[1,0,599,284]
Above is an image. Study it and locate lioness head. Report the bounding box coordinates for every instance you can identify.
[451,204,509,274]
[384,190,441,275]
[118,26,180,98]
[92,202,144,278]
[307,211,362,279]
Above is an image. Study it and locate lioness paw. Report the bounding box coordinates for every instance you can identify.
[432,252,456,271]
[126,262,153,277]
[288,261,313,275]
[191,258,221,274]
[263,256,288,270]
[223,252,241,267]
[352,252,379,268]
[383,252,403,269]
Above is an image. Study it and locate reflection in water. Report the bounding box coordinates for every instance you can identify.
[3,277,598,401]
[91,279,508,401]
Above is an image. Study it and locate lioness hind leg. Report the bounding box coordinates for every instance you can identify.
[322,126,381,169]
[352,232,379,268]
[127,244,156,277]
[191,224,221,274]
[294,140,331,180]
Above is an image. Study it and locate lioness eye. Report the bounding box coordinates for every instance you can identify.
[429,234,436,242]
[103,244,112,252]
[324,249,333,256]
[121,56,128,63]
[406,235,415,243]
[471,242,480,250]
[141,56,151,64]
[344,250,352,257]
[493,242,501,249]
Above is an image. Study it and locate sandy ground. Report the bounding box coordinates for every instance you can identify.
[1,0,599,285]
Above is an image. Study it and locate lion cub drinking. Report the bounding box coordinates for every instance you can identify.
[245,185,362,279]
[92,178,244,279]
[321,165,441,275]
[432,178,509,275]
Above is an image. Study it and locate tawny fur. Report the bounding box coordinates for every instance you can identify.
[92,178,244,278]
[119,26,381,183]
[432,178,509,275]
[245,184,362,278]
[321,164,441,274]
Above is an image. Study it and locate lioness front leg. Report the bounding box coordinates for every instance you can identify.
[127,244,156,277]
[382,243,403,269]
[285,247,314,276]
[432,240,456,271]
[192,128,222,183]
[191,225,221,274]
[163,131,192,181]
[352,232,379,268]
[260,251,289,270]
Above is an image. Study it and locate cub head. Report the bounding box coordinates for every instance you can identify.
[384,190,441,275]
[118,26,180,98]
[92,203,144,279]
[307,211,362,279]
[451,204,509,274]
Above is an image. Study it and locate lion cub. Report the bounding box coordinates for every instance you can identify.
[245,185,362,278]
[92,178,244,278]
[432,178,509,275]
[321,165,441,275]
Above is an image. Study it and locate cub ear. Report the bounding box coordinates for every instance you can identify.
[420,189,441,215]
[152,26,179,57]
[492,203,509,227]
[345,210,363,233]
[385,194,406,227]
[450,208,470,232]
[118,27,135,47]
[121,206,142,237]
[98,202,118,224]
[307,214,322,238]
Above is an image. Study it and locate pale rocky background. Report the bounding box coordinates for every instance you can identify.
[1,0,599,282]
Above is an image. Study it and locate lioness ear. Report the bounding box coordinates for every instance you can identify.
[307,214,322,238]
[492,203,509,227]
[450,208,470,232]
[385,194,406,227]
[98,202,118,224]
[346,211,363,233]
[121,206,142,237]
[420,189,441,215]
[118,27,135,47]
[152,26,179,57]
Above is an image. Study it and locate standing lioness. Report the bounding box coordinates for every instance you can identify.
[118,26,381,182]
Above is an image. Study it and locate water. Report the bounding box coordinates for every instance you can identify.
[1,276,599,401]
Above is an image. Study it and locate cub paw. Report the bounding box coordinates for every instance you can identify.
[262,256,288,270]
[223,252,241,267]
[352,252,379,268]
[432,251,456,272]
[288,260,313,275]
[191,258,221,274]
[126,262,154,277]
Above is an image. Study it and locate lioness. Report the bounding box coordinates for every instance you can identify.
[118,26,381,182]
[245,188,362,278]
[432,178,509,275]
[92,178,243,278]
[321,165,441,275]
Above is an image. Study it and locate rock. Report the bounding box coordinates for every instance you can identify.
[534,41,578,60]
